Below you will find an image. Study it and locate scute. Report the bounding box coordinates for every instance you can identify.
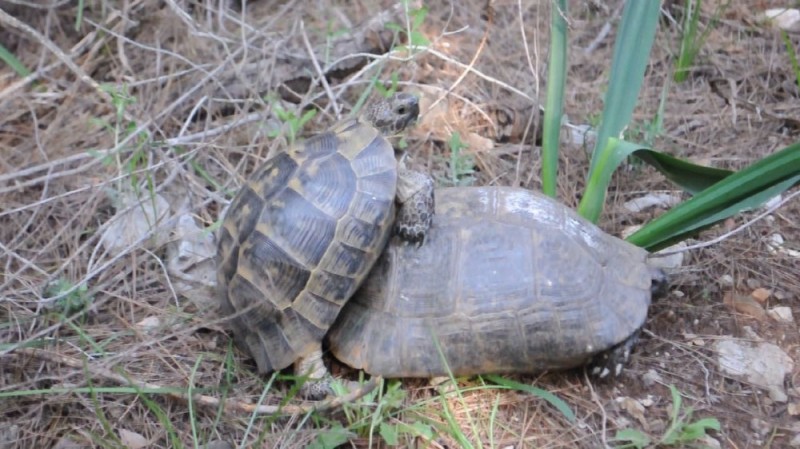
[328,186,654,378]
[218,119,400,374]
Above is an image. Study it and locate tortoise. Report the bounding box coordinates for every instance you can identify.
[327,186,666,379]
[216,92,434,398]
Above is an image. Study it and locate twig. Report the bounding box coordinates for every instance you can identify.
[12,348,382,415]
[0,8,137,125]
[427,0,495,112]
[300,21,341,118]
[583,1,624,54]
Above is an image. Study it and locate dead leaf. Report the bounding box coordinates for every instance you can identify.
[723,291,766,321]
[616,396,649,430]
[751,288,771,303]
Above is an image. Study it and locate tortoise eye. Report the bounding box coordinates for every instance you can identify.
[397,106,407,115]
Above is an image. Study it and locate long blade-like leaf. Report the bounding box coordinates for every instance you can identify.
[580,1,660,221]
[541,0,568,197]
[484,375,576,423]
[634,150,732,194]
[628,142,800,251]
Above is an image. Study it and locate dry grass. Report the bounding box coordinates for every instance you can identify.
[1,0,799,448]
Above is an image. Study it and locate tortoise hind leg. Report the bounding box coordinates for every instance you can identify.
[294,347,334,400]
[587,329,641,379]
[395,168,434,245]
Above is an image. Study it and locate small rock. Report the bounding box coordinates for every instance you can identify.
[639,396,654,407]
[719,274,734,287]
[741,326,761,340]
[135,316,160,331]
[0,424,19,449]
[99,192,172,252]
[166,212,218,311]
[715,340,794,398]
[696,435,721,449]
[774,290,788,301]
[647,242,686,271]
[768,385,789,403]
[750,417,770,437]
[791,433,800,447]
[789,402,800,416]
[623,193,682,213]
[723,292,766,321]
[642,369,662,387]
[751,288,771,303]
[767,306,794,324]
[119,429,149,449]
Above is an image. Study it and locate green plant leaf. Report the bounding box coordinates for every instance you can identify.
[379,422,399,446]
[669,385,683,424]
[634,150,732,194]
[308,424,352,449]
[484,375,575,422]
[540,0,568,197]
[0,43,31,77]
[579,138,735,221]
[627,141,800,251]
[610,428,651,449]
[676,417,721,442]
[403,421,435,440]
[587,1,660,177]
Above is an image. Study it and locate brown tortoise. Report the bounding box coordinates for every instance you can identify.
[328,186,666,379]
[216,93,433,398]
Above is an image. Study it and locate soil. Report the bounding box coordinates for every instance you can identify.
[1,1,798,448]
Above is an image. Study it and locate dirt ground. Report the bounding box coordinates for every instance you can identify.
[1,0,799,448]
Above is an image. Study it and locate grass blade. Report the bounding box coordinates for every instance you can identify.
[541,0,568,197]
[483,375,575,423]
[0,43,31,77]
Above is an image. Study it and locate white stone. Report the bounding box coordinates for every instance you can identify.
[767,306,794,324]
[768,385,788,403]
[719,274,734,287]
[623,193,682,213]
[642,369,662,387]
[715,340,794,398]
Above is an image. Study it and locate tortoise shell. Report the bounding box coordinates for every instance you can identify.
[328,186,655,377]
[217,98,416,374]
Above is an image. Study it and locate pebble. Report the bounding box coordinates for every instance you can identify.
[719,274,734,287]
[750,417,770,437]
[768,385,788,403]
[767,306,794,324]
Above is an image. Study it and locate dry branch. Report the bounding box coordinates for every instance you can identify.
[9,348,382,416]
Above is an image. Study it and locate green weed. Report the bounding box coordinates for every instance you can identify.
[673,0,726,83]
[43,278,93,316]
[439,132,476,187]
[387,3,431,50]
[269,103,318,145]
[611,385,721,448]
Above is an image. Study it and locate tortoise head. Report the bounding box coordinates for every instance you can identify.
[362,92,420,135]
